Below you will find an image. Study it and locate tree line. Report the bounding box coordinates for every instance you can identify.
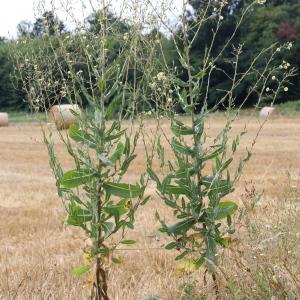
[0,0,299,111]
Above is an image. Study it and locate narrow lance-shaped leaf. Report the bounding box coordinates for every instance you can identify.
[165,242,178,250]
[147,167,161,186]
[110,142,124,162]
[104,198,128,217]
[105,129,127,142]
[103,182,142,198]
[167,217,196,235]
[157,137,165,167]
[68,124,96,149]
[214,201,238,220]
[171,138,194,156]
[164,184,192,196]
[72,265,91,277]
[171,121,194,136]
[60,169,96,188]
[120,240,136,245]
[102,221,114,238]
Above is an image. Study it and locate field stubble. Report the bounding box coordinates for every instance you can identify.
[0,115,299,299]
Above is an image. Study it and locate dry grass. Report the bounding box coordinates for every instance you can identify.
[0,115,299,299]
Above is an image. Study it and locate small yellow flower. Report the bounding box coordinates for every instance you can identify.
[157,72,166,81]
[256,0,266,4]
[284,87,288,92]
[287,42,293,50]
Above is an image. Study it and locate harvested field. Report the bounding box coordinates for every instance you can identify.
[0,115,299,299]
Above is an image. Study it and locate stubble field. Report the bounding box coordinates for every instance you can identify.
[0,115,299,299]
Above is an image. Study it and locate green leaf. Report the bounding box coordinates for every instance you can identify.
[205,235,217,272]
[193,256,205,269]
[72,265,91,277]
[111,257,121,264]
[97,154,113,166]
[232,139,237,153]
[94,108,102,125]
[110,142,124,162]
[60,169,96,188]
[202,176,232,195]
[194,118,204,141]
[119,155,137,176]
[68,124,83,142]
[175,168,191,179]
[219,158,233,172]
[103,182,142,198]
[172,78,189,87]
[120,240,136,245]
[195,69,205,79]
[214,201,238,220]
[157,137,165,168]
[97,79,106,92]
[105,97,118,120]
[164,184,191,196]
[167,218,196,235]
[155,211,160,220]
[124,136,130,156]
[147,168,161,186]
[98,247,110,257]
[140,195,151,206]
[104,198,128,216]
[171,139,194,156]
[176,259,199,273]
[165,199,177,208]
[165,242,178,250]
[68,124,96,148]
[66,205,92,226]
[171,121,194,136]
[105,129,126,141]
[102,221,114,238]
[175,250,189,260]
[202,146,223,161]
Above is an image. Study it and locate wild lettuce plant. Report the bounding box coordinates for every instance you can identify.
[147,0,296,294]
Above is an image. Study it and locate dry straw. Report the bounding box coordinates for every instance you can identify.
[0,112,9,127]
[48,104,81,130]
[259,106,279,119]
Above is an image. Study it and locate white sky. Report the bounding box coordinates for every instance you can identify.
[0,0,186,38]
[0,0,35,37]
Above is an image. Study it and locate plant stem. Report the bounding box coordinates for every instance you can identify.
[212,272,219,300]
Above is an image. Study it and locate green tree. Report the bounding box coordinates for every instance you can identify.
[239,2,300,102]
[176,0,300,107]
[33,11,66,36]
[0,40,25,110]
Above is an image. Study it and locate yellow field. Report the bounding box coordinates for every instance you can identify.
[0,115,299,299]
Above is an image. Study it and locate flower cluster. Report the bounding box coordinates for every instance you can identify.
[280,60,291,70]
[156,72,167,81]
[256,0,266,5]
[287,42,293,50]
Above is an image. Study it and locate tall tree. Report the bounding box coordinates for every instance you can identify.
[17,21,33,38]
[32,11,66,36]
[0,41,25,110]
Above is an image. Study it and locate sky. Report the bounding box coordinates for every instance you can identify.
[0,0,186,38]
[0,0,35,38]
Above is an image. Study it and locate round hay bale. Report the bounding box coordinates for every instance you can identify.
[259,106,279,119]
[0,112,9,127]
[48,104,81,130]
